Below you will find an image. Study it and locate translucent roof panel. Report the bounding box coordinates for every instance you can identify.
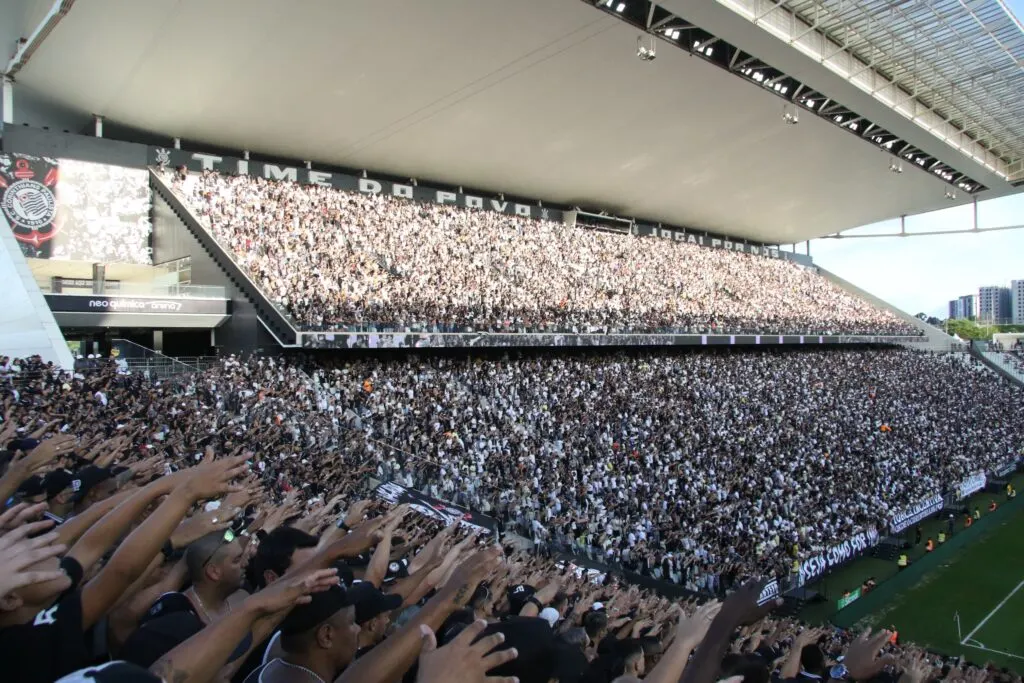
[779,0,1024,169]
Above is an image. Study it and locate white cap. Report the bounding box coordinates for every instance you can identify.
[539,607,560,627]
[591,602,605,611]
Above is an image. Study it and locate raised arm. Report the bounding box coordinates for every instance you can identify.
[339,546,502,683]
[79,455,248,629]
[150,568,339,683]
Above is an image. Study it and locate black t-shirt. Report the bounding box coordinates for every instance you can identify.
[121,592,253,669]
[0,557,90,683]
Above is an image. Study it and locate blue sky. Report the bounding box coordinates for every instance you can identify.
[809,0,1024,318]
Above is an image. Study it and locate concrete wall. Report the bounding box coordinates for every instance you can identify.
[0,212,74,367]
[151,192,278,353]
[816,266,961,352]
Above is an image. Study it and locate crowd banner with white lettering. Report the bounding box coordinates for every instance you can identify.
[148,147,557,223]
[757,579,781,607]
[889,493,943,534]
[992,459,1018,479]
[372,481,498,536]
[798,528,879,585]
[957,472,987,500]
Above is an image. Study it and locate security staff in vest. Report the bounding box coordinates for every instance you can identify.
[938,530,946,544]
[897,554,908,571]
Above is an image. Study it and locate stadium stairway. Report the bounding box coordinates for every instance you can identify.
[815,267,960,352]
[969,342,1024,388]
[149,170,300,348]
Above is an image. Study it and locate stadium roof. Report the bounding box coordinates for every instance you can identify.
[3,0,1023,245]
[716,0,1024,181]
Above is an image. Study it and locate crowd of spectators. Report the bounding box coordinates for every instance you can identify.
[0,351,1017,682]
[165,169,919,337]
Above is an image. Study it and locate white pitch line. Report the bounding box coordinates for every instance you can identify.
[960,578,1024,646]
[962,643,1024,662]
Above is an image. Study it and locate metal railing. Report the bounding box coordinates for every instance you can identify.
[110,339,219,379]
[37,276,226,299]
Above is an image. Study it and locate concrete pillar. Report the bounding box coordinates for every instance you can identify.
[94,115,103,137]
[1,77,13,126]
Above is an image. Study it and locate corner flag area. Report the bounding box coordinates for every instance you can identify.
[857,508,1024,673]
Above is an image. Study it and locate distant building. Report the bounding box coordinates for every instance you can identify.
[955,294,977,320]
[948,299,962,320]
[978,286,1011,324]
[1012,280,1024,325]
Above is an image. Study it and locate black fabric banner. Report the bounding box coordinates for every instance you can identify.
[372,481,499,536]
[148,147,558,223]
[302,331,924,350]
[798,528,879,584]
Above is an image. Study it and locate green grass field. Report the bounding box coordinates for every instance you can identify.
[851,507,1024,673]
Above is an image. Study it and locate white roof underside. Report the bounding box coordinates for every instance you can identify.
[4,0,1023,244]
[742,0,1024,175]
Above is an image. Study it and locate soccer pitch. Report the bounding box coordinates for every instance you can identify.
[853,507,1024,673]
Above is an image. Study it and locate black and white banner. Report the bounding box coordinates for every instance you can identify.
[44,294,228,315]
[957,472,987,500]
[798,528,879,584]
[301,331,922,350]
[757,579,780,607]
[149,147,558,223]
[993,459,1018,478]
[372,481,499,536]
[889,493,943,534]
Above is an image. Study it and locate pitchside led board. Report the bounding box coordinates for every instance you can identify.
[0,153,153,265]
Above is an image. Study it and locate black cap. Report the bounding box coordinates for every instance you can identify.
[55,661,163,683]
[507,584,536,615]
[384,558,410,583]
[443,616,560,683]
[18,474,46,498]
[71,466,114,503]
[43,469,75,500]
[347,581,403,624]
[8,438,40,453]
[279,585,353,636]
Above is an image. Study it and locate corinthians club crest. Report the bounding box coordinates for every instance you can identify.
[0,154,60,250]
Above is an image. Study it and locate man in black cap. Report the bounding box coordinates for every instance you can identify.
[69,465,117,516]
[245,585,360,683]
[349,581,403,657]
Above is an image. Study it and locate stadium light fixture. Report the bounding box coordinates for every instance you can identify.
[945,190,957,200]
